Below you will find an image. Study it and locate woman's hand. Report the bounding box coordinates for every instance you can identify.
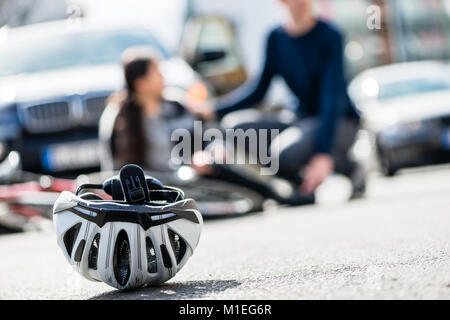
[300,154,334,195]
[186,100,217,121]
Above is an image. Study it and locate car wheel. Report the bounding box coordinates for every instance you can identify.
[376,141,398,177]
[380,154,397,177]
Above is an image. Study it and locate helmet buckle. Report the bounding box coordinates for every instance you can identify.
[125,176,145,203]
[120,164,150,203]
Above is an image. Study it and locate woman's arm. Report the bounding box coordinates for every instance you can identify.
[215,31,277,119]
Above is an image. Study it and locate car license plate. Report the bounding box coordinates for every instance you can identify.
[42,140,100,172]
[441,129,450,150]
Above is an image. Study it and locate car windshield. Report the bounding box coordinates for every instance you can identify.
[0,29,168,77]
[379,78,450,101]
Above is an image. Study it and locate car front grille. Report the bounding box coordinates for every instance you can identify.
[85,96,108,125]
[20,95,109,134]
[21,101,73,133]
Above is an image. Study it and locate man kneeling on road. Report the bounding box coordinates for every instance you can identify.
[191,0,365,203]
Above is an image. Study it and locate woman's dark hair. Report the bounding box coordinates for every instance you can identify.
[113,48,157,166]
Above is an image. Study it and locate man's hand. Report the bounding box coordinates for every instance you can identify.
[300,154,334,195]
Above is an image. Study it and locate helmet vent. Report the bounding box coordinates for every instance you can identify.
[168,230,187,264]
[74,240,86,263]
[113,230,131,286]
[88,233,101,270]
[63,223,82,258]
[145,237,158,273]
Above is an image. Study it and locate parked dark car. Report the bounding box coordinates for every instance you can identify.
[0,19,213,175]
[349,61,450,176]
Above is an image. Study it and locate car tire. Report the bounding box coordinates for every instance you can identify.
[380,154,397,177]
[376,143,397,177]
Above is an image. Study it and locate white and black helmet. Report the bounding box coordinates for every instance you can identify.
[53,164,203,290]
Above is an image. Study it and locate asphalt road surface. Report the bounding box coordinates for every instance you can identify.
[0,165,449,300]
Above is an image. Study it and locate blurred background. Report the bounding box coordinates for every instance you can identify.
[0,0,450,231]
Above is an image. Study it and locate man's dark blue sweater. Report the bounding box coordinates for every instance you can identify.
[216,20,359,154]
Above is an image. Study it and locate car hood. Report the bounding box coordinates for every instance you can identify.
[0,64,124,104]
[363,90,450,131]
[0,57,199,105]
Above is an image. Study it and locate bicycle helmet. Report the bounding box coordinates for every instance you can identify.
[53,164,203,290]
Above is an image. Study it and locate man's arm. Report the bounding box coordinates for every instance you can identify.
[300,29,345,194]
[216,31,276,119]
[315,30,345,155]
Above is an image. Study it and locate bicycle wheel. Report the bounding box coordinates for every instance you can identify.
[179,178,264,217]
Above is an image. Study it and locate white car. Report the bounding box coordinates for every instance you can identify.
[349,61,450,176]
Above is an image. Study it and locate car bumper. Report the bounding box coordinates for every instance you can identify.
[377,121,450,169]
[12,130,101,175]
